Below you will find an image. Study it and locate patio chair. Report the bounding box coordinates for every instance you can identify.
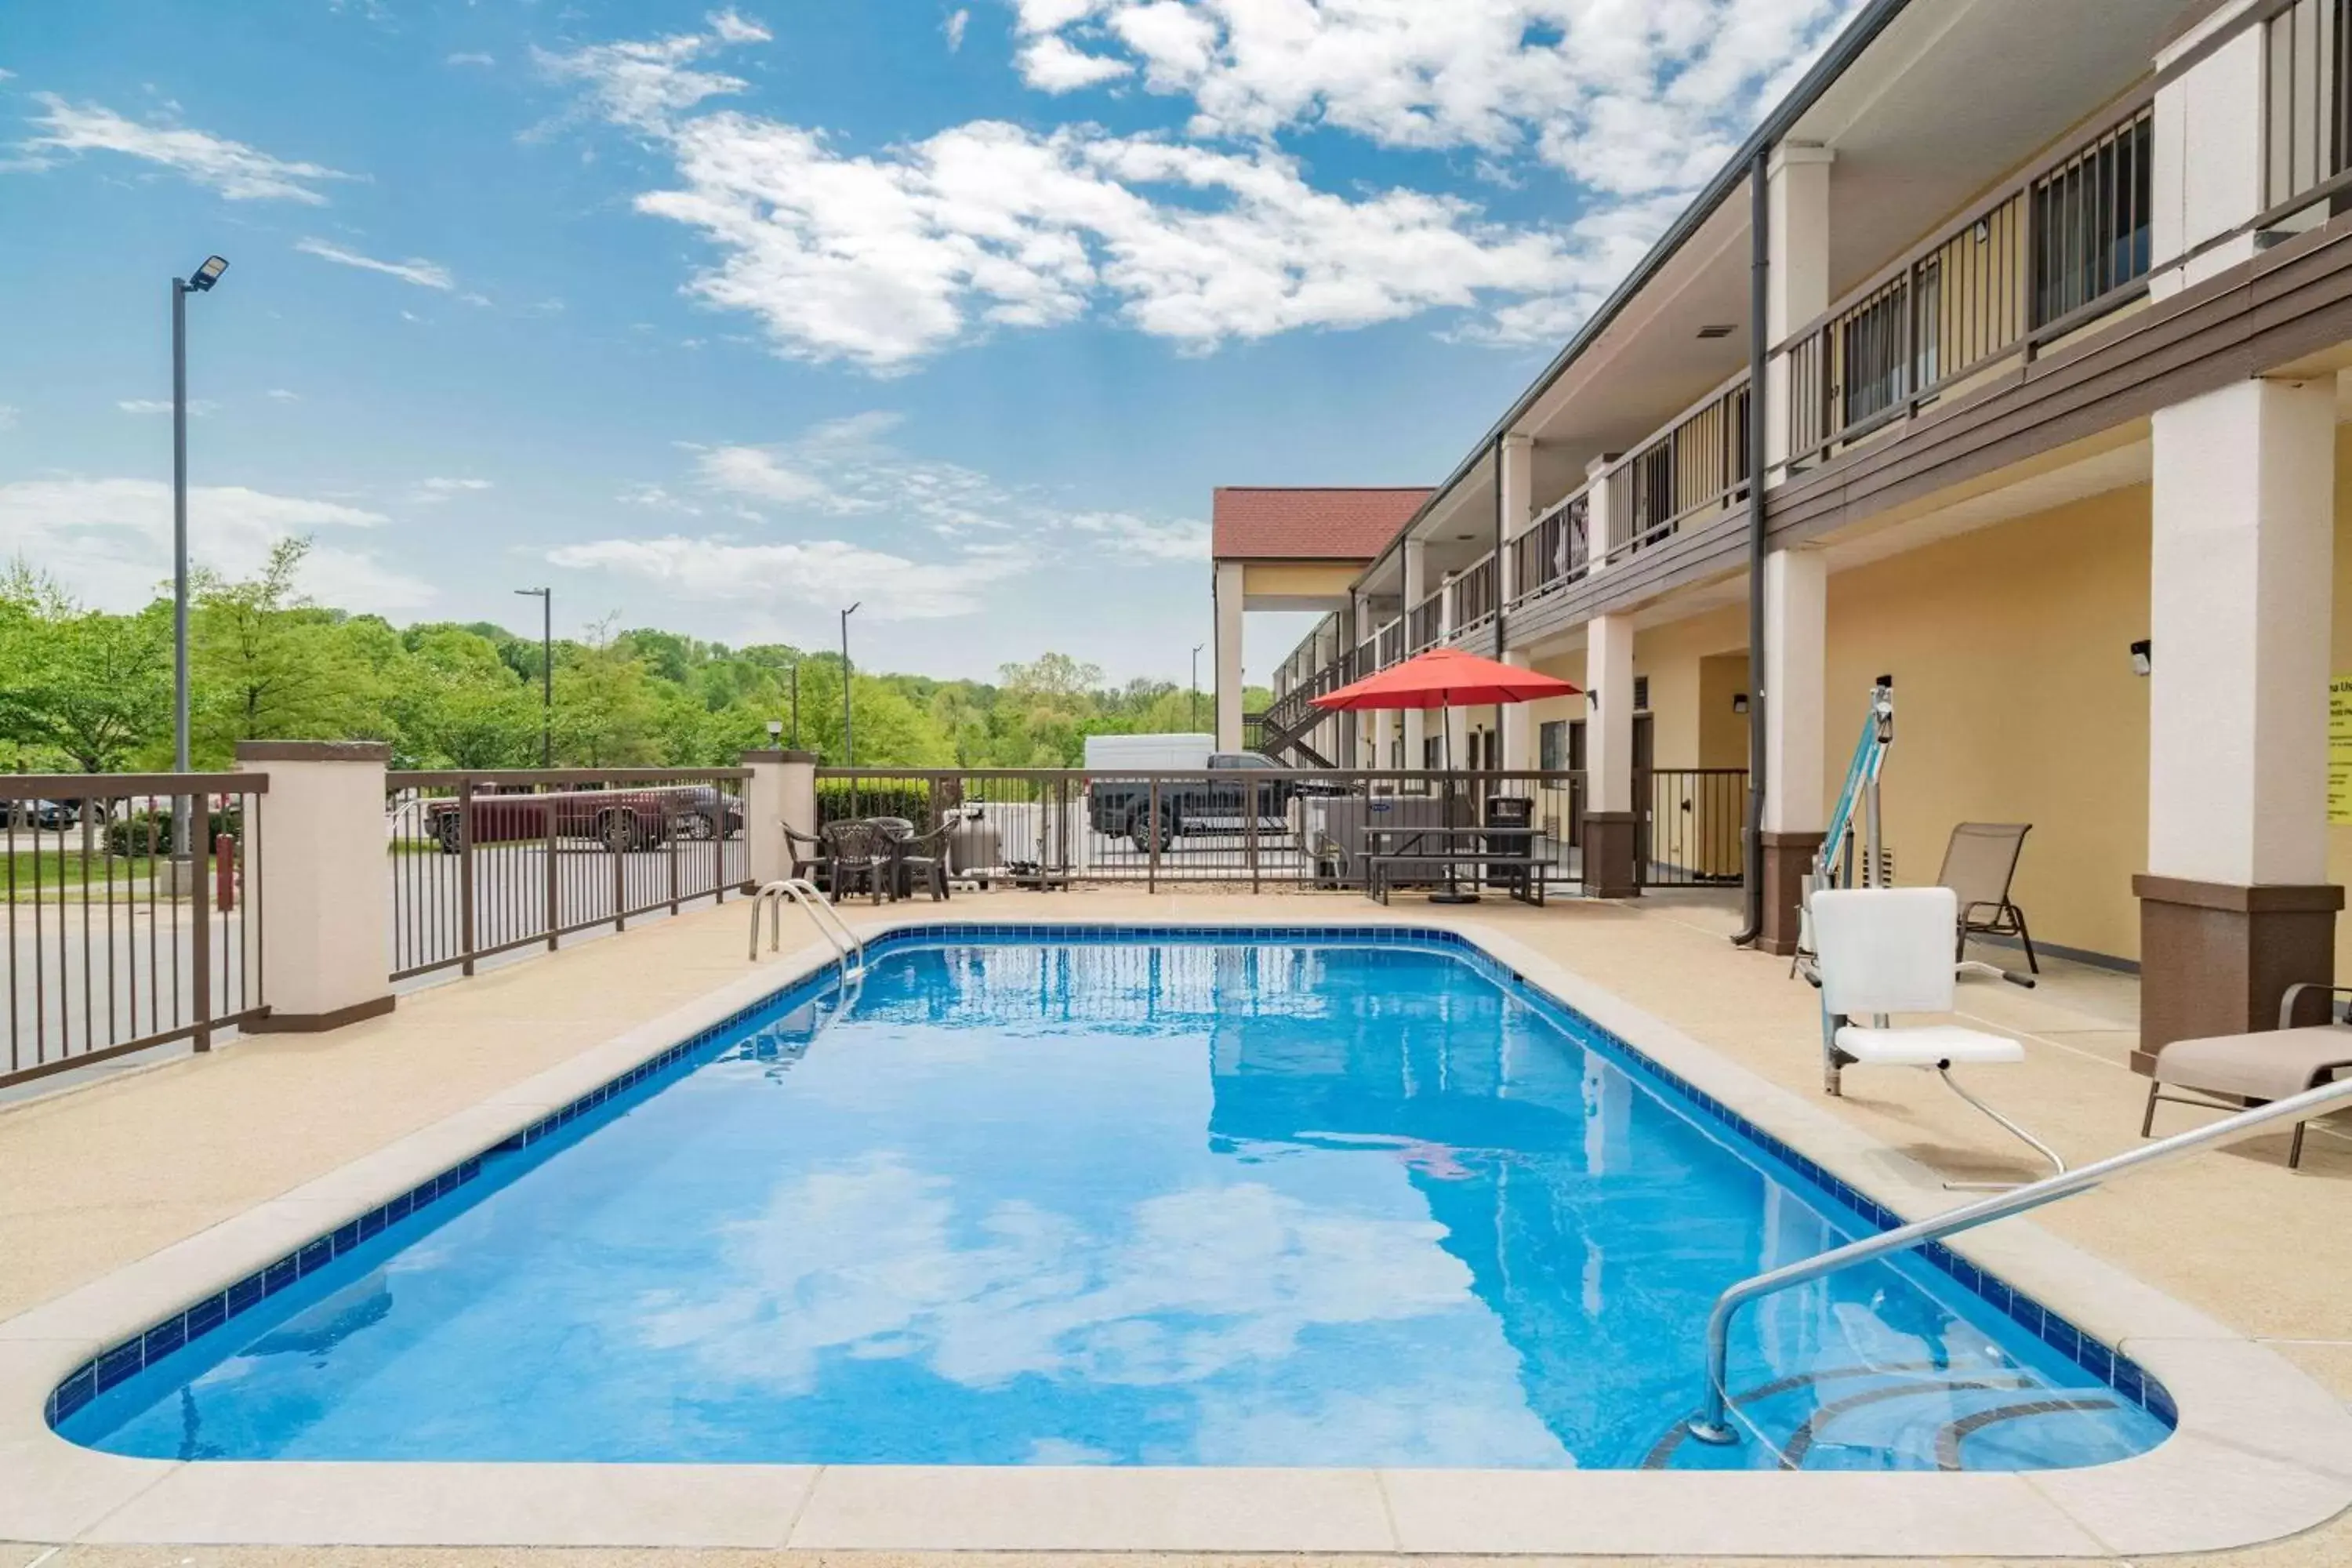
[2141,983,2352,1170]
[823,820,891,905]
[1940,822,2037,974]
[781,821,832,887]
[1813,886,2064,1189]
[887,820,955,902]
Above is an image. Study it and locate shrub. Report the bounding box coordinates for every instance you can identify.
[815,777,933,826]
[107,807,242,859]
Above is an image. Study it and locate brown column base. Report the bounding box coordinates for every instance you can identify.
[244,994,397,1034]
[2132,875,2342,1074]
[1757,830,1824,956]
[1582,811,1640,899]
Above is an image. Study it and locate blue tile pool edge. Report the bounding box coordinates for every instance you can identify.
[42,920,2176,1442]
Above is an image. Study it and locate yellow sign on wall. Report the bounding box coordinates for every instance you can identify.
[2332,677,2352,824]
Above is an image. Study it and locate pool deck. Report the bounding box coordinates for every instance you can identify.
[1,885,2347,1566]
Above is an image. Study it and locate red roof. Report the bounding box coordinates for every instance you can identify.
[1210,486,1430,561]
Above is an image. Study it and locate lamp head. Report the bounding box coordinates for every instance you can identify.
[766,720,784,740]
[2129,639,2152,677]
[187,256,230,292]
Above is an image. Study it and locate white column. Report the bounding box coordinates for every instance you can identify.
[237,741,394,1032]
[1585,619,1635,813]
[1501,650,1536,772]
[1402,539,1428,766]
[2150,4,2267,300]
[1764,142,1833,482]
[742,749,818,885]
[1498,433,1533,611]
[1214,559,1245,750]
[1583,451,1635,811]
[1759,549,1828,833]
[2148,377,2335,884]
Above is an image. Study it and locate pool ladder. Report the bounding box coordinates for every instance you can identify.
[1687,1073,2352,1446]
[749,877,866,983]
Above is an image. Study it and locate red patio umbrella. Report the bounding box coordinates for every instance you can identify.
[1312,646,1581,715]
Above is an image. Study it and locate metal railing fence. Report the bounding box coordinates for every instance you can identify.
[1512,489,1591,608]
[812,768,1613,893]
[1637,768,1750,887]
[385,768,750,981]
[1,772,267,1088]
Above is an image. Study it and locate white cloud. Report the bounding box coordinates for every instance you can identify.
[408,476,493,503]
[694,445,844,510]
[0,477,432,612]
[0,405,16,430]
[616,481,704,515]
[445,51,496,67]
[1018,34,1133,91]
[294,236,456,291]
[17,93,356,204]
[1068,510,1210,562]
[551,535,1019,621]
[118,398,216,416]
[265,388,300,401]
[543,16,1675,368]
[944,8,970,52]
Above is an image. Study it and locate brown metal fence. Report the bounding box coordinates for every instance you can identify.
[813,768,1599,893]
[386,768,750,980]
[1637,768,1749,887]
[1,773,267,1088]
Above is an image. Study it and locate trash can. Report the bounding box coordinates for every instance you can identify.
[1485,794,1534,895]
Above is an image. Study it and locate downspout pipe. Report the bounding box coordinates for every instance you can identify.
[1732,147,1771,949]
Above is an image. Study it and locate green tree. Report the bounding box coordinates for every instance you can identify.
[388,626,542,768]
[0,565,172,771]
[190,539,387,759]
[550,620,661,766]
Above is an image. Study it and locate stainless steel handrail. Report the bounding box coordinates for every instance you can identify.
[1687,1073,2352,1443]
[749,877,865,978]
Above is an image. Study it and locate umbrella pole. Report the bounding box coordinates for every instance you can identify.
[1430,701,1478,905]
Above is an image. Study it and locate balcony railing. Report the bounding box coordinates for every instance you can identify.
[2267,0,2352,217]
[1610,371,1751,555]
[1450,553,1497,637]
[1780,96,2154,474]
[1512,489,1590,608]
[1377,617,1404,667]
[1408,590,1443,652]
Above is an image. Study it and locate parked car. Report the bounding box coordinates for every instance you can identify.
[1087,750,1328,851]
[2,798,82,831]
[425,784,724,854]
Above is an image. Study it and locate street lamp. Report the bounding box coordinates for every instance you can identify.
[171,255,227,875]
[840,602,860,767]
[514,587,552,765]
[1190,642,1204,733]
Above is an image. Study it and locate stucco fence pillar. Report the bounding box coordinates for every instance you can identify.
[234,740,396,1033]
[741,750,820,887]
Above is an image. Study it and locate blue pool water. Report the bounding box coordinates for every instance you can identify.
[58,932,2169,1470]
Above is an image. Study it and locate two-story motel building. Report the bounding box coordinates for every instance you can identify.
[1210,0,2352,1072]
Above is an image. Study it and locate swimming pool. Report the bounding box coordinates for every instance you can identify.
[52,927,2169,1472]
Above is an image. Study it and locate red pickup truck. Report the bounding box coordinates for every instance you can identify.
[425,785,740,854]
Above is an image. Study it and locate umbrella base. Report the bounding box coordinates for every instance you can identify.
[1427,892,1481,905]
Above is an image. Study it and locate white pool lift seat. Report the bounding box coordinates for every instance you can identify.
[1812,887,2063,1189]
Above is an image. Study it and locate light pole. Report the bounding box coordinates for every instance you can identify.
[514,587,552,765]
[171,255,227,874]
[789,659,800,749]
[840,602,860,766]
[1190,642,1204,732]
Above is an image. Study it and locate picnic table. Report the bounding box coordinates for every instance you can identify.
[1363,824,1552,906]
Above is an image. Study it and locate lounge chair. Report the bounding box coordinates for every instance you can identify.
[2141,983,2352,1170]
[1812,886,2064,1188]
[1940,822,2037,973]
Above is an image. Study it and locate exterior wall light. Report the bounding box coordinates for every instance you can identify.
[2129,639,2152,677]
[1733,693,1750,714]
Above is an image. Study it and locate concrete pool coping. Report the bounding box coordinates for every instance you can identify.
[0,909,2344,1555]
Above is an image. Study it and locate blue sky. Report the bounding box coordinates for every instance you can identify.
[0,0,1857,685]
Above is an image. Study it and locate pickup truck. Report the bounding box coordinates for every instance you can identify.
[1086,753,1338,850]
[424,784,741,854]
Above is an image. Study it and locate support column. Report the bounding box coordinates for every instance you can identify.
[1583,617,1639,898]
[2150,7,2267,299]
[237,741,395,1033]
[1402,539,1428,768]
[2136,377,2342,1070]
[1578,452,1639,896]
[742,749,819,887]
[1763,143,1833,484]
[1498,434,1535,770]
[1214,559,1245,751]
[1758,548,1827,955]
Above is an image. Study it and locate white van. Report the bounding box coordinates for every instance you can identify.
[1081,733,1214,772]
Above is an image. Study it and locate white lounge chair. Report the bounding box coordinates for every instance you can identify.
[1813,886,2065,1189]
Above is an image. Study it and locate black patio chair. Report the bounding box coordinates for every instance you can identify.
[824,819,891,905]
[887,819,955,902]
[781,821,832,888]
